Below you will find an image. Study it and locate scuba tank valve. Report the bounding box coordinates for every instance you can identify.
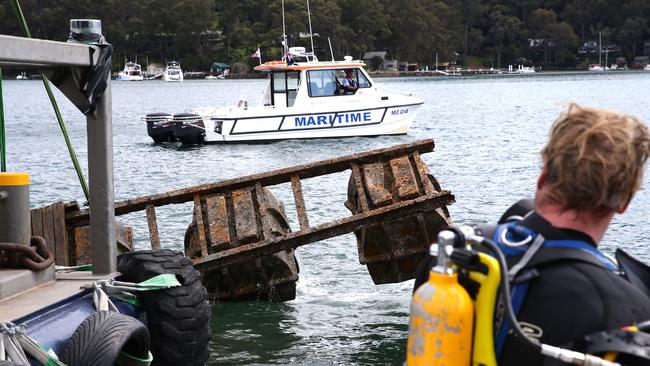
[406,230,474,365]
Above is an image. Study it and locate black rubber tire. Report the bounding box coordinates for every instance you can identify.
[117,249,211,366]
[60,310,150,366]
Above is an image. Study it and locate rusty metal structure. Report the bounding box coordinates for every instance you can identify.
[184,187,299,301]
[60,139,453,301]
[346,157,452,284]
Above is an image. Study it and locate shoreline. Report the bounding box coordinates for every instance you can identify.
[2,69,647,81]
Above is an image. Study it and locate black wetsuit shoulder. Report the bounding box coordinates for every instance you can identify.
[499,213,650,366]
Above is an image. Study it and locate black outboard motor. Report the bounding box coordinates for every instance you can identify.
[145,113,175,143]
[172,113,205,145]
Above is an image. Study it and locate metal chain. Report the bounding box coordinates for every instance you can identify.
[0,236,54,271]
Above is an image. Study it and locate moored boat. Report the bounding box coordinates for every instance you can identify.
[163,61,183,82]
[115,61,144,81]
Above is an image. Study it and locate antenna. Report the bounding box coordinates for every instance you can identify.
[306,0,315,58]
[282,0,288,57]
[328,37,334,62]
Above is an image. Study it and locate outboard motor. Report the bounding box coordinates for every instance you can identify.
[144,112,175,143]
[172,113,205,145]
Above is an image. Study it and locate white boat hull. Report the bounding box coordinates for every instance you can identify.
[116,74,144,81]
[163,74,183,82]
[177,102,422,144]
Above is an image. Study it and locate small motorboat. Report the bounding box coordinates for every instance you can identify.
[588,64,605,72]
[163,61,183,82]
[115,61,144,81]
[154,47,423,144]
[508,65,535,74]
[144,113,176,143]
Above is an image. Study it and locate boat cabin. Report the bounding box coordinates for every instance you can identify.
[124,61,142,76]
[255,60,372,108]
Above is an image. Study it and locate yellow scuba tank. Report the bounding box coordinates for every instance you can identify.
[406,231,474,366]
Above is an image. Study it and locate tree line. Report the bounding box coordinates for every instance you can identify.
[1,0,650,71]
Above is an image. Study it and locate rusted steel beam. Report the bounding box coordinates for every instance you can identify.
[193,194,209,256]
[411,151,435,195]
[145,204,161,250]
[66,139,435,226]
[255,183,272,240]
[290,175,310,230]
[193,190,454,270]
[351,164,370,211]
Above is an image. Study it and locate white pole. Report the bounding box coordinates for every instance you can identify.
[306,0,315,57]
[328,37,335,62]
[282,0,288,56]
[599,31,602,66]
[435,52,438,71]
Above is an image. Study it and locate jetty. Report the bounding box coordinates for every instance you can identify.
[0,20,211,366]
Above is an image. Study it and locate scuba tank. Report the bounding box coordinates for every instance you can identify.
[406,225,623,366]
[406,230,474,366]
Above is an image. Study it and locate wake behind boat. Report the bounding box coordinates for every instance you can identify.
[145,48,423,144]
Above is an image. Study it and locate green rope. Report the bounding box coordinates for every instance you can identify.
[0,68,6,172]
[11,0,90,200]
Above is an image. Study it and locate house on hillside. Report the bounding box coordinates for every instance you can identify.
[362,51,398,71]
[210,62,230,76]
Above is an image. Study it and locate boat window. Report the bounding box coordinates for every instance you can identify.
[271,71,300,107]
[286,71,299,107]
[357,71,371,88]
[307,70,338,97]
[273,72,287,92]
[334,69,372,93]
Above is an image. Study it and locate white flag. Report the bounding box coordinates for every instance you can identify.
[251,48,261,58]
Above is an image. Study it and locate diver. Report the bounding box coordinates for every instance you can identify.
[415,104,650,365]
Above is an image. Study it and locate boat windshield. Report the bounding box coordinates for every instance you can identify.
[307,68,371,97]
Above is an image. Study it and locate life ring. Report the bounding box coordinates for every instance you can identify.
[117,249,211,366]
[60,310,151,366]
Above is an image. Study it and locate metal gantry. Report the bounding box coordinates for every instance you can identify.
[0,34,116,275]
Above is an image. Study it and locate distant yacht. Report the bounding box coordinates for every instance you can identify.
[163,61,183,82]
[588,64,605,72]
[645,64,650,71]
[116,61,144,81]
[15,72,28,80]
[508,65,535,74]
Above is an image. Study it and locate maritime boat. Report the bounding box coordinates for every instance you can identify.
[115,61,144,81]
[151,47,423,144]
[163,60,183,82]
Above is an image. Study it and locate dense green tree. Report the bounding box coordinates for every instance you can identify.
[2,0,650,70]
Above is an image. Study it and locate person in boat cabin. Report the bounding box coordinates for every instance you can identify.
[415,104,650,365]
[342,69,358,95]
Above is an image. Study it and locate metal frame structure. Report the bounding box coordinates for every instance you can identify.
[65,139,454,272]
[0,34,116,275]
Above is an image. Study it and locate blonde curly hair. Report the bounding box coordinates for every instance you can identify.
[540,104,650,214]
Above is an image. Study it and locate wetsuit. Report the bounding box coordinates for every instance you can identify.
[413,212,650,365]
[497,212,650,365]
